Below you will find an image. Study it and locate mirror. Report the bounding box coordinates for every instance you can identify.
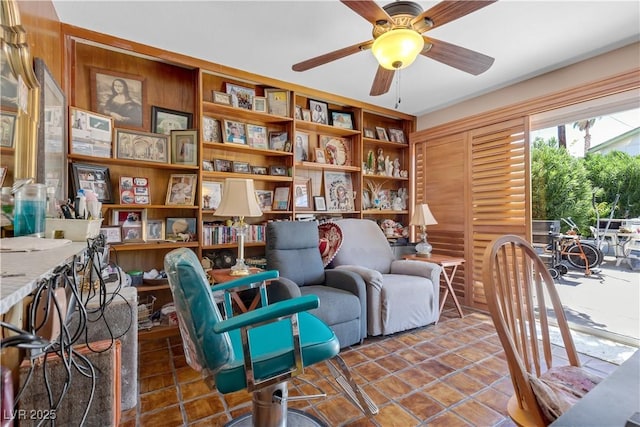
[0,0,40,182]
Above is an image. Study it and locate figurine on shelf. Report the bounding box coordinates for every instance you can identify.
[367,149,375,174]
[377,148,385,175]
[393,158,401,177]
[398,187,408,209]
[392,196,403,211]
[385,155,393,177]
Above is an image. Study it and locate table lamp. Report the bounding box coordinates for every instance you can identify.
[214,178,263,275]
[410,203,438,257]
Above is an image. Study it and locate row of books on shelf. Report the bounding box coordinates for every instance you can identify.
[202,223,266,246]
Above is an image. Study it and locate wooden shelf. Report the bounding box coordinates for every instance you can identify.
[363,137,409,148]
[297,161,360,172]
[203,141,293,157]
[202,101,293,124]
[202,170,293,182]
[296,121,361,137]
[201,241,266,250]
[110,241,200,251]
[363,174,409,182]
[68,154,199,170]
[104,204,199,210]
[362,209,409,215]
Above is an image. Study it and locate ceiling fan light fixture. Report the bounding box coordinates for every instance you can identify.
[372,29,424,70]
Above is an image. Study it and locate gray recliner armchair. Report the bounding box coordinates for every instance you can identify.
[265,221,367,348]
[331,218,442,336]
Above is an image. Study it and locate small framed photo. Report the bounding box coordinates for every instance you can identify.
[223,119,247,144]
[212,91,231,105]
[100,226,122,245]
[273,187,290,211]
[330,110,354,129]
[314,196,327,212]
[295,105,303,120]
[165,174,198,206]
[112,209,146,243]
[0,112,16,147]
[309,99,329,125]
[251,165,268,175]
[253,96,267,113]
[388,128,406,143]
[269,165,288,176]
[202,116,222,143]
[214,158,232,172]
[302,109,311,122]
[255,190,273,212]
[202,180,223,210]
[314,148,326,164]
[171,129,198,165]
[91,68,145,129]
[363,128,376,139]
[202,160,214,171]
[225,82,255,110]
[166,217,197,241]
[145,219,165,242]
[232,161,251,174]
[265,88,290,117]
[151,106,193,135]
[0,167,6,187]
[70,107,113,158]
[294,177,312,210]
[115,128,168,163]
[269,131,288,151]
[246,124,268,149]
[375,126,389,141]
[294,132,309,162]
[70,163,114,203]
[119,176,149,205]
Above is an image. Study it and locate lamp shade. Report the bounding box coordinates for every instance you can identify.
[215,178,263,218]
[371,29,425,70]
[410,203,438,226]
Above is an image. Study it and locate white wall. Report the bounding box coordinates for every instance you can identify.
[417,42,640,130]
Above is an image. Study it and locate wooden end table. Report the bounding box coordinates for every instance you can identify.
[403,253,465,322]
[208,267,264,313]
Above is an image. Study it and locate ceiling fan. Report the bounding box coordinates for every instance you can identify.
[292,1,497,96]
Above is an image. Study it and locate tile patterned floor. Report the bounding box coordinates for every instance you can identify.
[121,306,618,427]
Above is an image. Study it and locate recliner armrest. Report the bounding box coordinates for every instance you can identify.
[390,260,442,285]
[334,265,383,291]
[213,294,319,333]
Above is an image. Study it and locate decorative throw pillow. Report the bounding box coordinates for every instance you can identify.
[318,222,343,267]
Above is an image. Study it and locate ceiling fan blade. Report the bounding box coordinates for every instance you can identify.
[340,0,393,25]
[423,37,494,75]
[412,1,496,31]
[292,40,373,72]
[370,66,395,96]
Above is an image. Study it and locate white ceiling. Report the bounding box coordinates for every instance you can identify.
[51,1,640,117]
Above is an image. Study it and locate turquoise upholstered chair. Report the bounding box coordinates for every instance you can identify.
[164,248,374,427]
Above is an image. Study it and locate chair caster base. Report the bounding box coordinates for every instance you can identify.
[225,408,327,427]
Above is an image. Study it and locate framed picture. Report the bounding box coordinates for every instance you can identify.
[166,217,197,241]
[202,116,222,143]
[70,163,114,203]
[119,176,149,205]
[294,132,309,162]
[268,131,288,151]
[246,124,268,149]
[309,99,329,125]
[314,148,326,164]
[115,128,167,163]
[165,173,198,205]
[0,167,6,187]
[202,160,214,171]
[232,161,251,174]
[100,226,122,245]
[223,119,247,144]
[364,128,376,139]
[255,190,273,212]
[265,88,290,117]
[294,177,311,210]
[295,105,303,120]
[0,111,16,147]
[269,165,287,176]
[273,187,290,211]
[324,170,354,212]
[214,158,232,172]
[320,135,350,166]
[251,166,268,175]
[253,96,267,113]
[35,58,68,202]
[112,209,146,243]
[171,129,198,165]
[202,180,223,210]
[151,106,193,135]
[388,128,406,143]
[1,49,18,109]
[314,196,327,212]
[225,82,255,110]
[70,107,113,158]
[375,126,389,141]
[330,110,354,130]
[90,68,145,129]
[302,108,311,122]
[145,219,165,242]
[212,91,231,105]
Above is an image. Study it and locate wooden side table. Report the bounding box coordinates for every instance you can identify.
[403,253,466,321]
[208,267,265,313]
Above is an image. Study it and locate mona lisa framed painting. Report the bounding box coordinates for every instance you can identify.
[91,68,146,129]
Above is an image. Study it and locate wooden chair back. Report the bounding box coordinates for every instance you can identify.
[482,235,581,426]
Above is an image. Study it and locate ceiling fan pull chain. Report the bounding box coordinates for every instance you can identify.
[395,69,401,109]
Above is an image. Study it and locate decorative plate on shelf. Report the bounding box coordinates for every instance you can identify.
[318,222,343,267]
[320,135,349,166]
